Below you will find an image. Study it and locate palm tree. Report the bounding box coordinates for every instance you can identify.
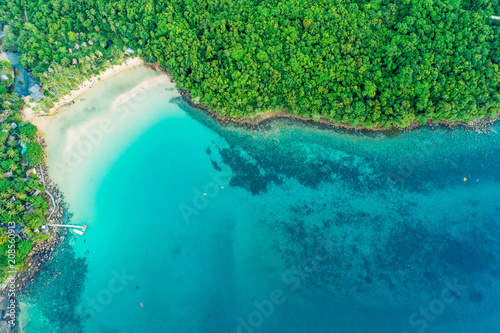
[7,149,17,159]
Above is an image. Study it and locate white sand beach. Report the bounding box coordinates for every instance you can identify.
[23,57,145,125]
[47,57,145,113]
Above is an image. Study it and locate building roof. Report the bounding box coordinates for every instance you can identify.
[3,171,13,178]
[26,168,36,177]
[29,84,43,101]
[10,122,17,129]
[31,92,43,101]
[0,74,8,81]
[72,58,77,65]
[29,84,41,94]
[125,47,135,55]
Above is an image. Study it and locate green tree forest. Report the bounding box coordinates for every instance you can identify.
[2,0,500,128]
[0,88,48,280]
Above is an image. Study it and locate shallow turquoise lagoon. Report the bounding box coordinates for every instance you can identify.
[19,67,500,333]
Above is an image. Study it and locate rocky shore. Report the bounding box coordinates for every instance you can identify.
[131,61,500,135]
[0,138,70,333]
[176,85,498,134]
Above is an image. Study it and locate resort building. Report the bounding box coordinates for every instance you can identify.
[26,168,37,178]
[29,84,43,101]
[125,47,135,55]
[10,122,17,130]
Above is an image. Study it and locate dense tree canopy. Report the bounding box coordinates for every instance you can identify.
[0,91,49,280]
[2,0,500,127]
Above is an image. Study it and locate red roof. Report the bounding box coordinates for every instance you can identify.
[26,168,36,177]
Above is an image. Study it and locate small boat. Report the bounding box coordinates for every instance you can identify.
[73,229,84,235]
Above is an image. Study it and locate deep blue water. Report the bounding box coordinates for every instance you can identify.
[18,69,500,333]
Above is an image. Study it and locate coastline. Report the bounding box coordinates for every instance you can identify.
[1,59,144,332]
[24,56,498,135]
[1,65,172,296]
[23,57,144,124]
[47,57,144,114]
[0,159,68,333]
[176,88,499,134]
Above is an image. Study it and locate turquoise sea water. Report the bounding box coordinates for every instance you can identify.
[18,67,500,333]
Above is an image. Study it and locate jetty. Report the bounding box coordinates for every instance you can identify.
[46,224,87,235]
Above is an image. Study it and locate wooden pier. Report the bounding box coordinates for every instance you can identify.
[46,224,87,235]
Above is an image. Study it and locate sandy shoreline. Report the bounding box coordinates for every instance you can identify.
[62,74,174,163]
[1,58,148,332]
[48,57,144,113]
[23,57,144,124]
